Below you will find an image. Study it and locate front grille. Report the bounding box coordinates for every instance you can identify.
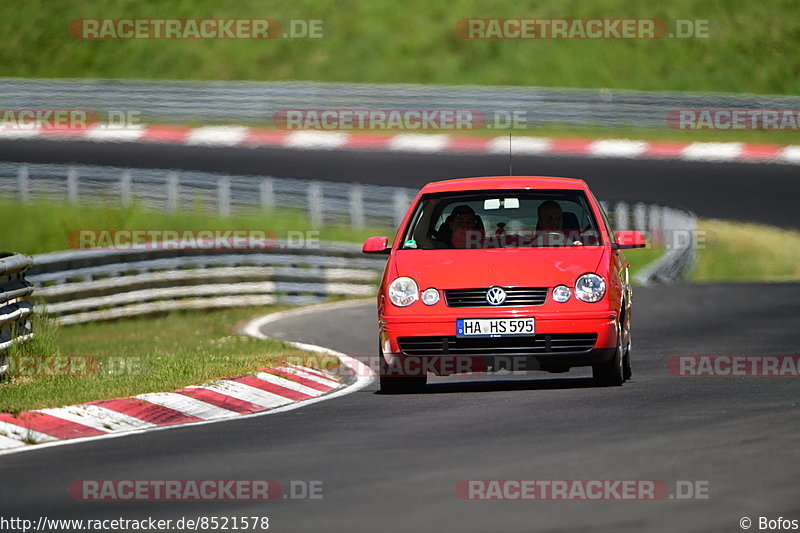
[397,333,597,356]
[444,287,548,307]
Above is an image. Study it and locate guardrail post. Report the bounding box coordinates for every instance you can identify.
[393,189,409,229]
[17,164,29,202]
[349,184,365,229]
[661,207,674,249]
[67,167,79,204]
[260,178,274,211]
[0,254,35,376]
[166,171,179,213]
[217,176,231,217]
[614,201,629,231]
[120,170,132,206]
[648,204,663,246]
[307,182,323,226]
[633,202,647,233]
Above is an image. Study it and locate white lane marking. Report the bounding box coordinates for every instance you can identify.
[240,298,375,391]
[85,124,146,142]
[192,381,293,409]
[285,131,349,149]
[487,136,551,155]
[388,134,449,153]
[37,405,155,433]
[0,421,58,444]
[589,139,647,158]
[186,126,249,146]
[134,392,240,420]
[253,372,324,397]
[778,146,800,164]
[0,129,42,139]
[0,434,26,449]
[682,142,743,161]
[277,365,339,388]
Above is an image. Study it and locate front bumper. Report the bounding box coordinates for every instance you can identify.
[379,311,618,375]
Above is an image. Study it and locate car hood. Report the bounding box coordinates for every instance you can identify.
[391,247,607,288]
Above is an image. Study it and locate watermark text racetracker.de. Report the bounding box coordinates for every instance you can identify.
[4,355,147,377]
[69,18,329,39]
[455,479,709,501]
[275,109,495,131]
[0,109,141,130]
[68,229,321,251]
[456,18,712,39]
[68,478,323,501]
[667,355,800,377]
[667,109,800,130]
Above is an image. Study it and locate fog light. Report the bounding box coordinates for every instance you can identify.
[421,288,440,305]
[553,285,571,303]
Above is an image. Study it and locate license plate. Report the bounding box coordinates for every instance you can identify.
[456,318,535,337]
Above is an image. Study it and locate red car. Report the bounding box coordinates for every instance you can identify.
[363,176,646,393]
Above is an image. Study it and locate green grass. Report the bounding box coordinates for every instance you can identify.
[623,247,666,282]
[692,219,800,282]
[0,198,390,256]
[1,0,798,94]
[0,306,315,414]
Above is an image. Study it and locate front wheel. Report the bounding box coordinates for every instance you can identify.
[622,339,632,381]
[593,338,624,387]
[378,348,426,394]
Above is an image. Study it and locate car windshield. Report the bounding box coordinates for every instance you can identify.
[401,189,602,249]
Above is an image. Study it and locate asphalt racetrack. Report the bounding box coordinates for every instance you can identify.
[1,283,798,532]
[1,138,799,228]
[1,140,798,532]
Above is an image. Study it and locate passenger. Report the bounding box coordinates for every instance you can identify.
[443,205,484,248]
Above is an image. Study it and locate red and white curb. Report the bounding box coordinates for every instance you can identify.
[0,301,374,456]
[1,124,799,165]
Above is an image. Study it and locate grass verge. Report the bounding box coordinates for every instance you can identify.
[2,0,798,95]
[0,198,388,256]
[0,306,314,414]
[692,219,800,282]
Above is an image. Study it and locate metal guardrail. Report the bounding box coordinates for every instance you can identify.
[0,162,416,229]
[2,78,799,129]
[28,198,695,327]
[0,253,35,374]
[5,162,694,329]
[29,243,387,325]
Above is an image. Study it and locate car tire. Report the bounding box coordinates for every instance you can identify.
[378,346,426,394]
[622,339,632,381]
[593,335,624,387]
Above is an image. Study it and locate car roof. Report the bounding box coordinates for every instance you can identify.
[419,176,588,194]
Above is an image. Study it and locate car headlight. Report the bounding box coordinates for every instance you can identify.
[552,285,571,303]
[575,273,606,303]
[421,288,440,305]
[388,277,419,307]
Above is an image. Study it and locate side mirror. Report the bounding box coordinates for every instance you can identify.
[362,236,391,254]
[612,230,647,249]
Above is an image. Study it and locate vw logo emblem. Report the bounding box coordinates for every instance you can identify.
[486,286,507,305]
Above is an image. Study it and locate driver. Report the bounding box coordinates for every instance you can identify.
[537,200,564,231]
[535,200,571,246]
